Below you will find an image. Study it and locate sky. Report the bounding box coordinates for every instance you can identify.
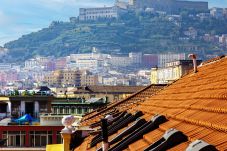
[0,0,227,46]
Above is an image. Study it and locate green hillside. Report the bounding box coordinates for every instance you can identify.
[4,11,227,62]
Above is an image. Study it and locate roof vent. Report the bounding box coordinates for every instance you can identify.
[96,118,147,151]
[109,118,147,145]
[108,114,167,151]
[134,111,143,117]
[91,111,143,148]
[144,128,187,151]
[186,140,217,151]
[152,114,167,125]
[188,54,197,73]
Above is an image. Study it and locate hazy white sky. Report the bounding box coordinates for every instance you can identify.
[0,0,226,46]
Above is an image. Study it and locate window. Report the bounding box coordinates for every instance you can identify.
[30,131,52,147]
[3,131,26,147]
[0,104,7,113]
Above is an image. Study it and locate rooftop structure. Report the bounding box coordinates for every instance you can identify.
[151,60,202,84]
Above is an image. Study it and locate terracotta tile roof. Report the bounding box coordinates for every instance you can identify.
[81,84,166,125]
[75,56,227,150]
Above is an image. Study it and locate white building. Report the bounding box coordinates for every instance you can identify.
[210,7,224,18]
[137,70,151,78]
[69,53,108,61]
[25,59,39,69]
[158,53,186,67]
[79,6,120,21]
[76,59,104,70]
[219,34,227,45]
[109,56,133,67]
[102,77,117,85]
[0,63,11,71]
[129,52,142,64]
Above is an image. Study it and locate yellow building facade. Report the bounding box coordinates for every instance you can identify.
[150,60,202,84]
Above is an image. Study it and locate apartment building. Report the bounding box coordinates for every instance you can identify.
[44,70,63,87]
[210,7,224,18]
[61,70,82,87]
[45,70,101,87]
[81,74,99,86]
[158,53,186,67]
[0,63,11,71]
[24,59,39,69]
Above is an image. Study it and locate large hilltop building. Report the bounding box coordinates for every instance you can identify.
[79,6,125,21]
[129,0,208,13]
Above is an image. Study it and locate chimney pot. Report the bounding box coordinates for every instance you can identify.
[188,54,197,73]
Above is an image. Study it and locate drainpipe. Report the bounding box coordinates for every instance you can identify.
[101,118,109,151]
[188,54,197,73]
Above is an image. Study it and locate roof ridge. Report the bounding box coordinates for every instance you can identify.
[200,55,226,67]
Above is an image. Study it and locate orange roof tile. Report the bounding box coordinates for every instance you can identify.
[75,56,227,150]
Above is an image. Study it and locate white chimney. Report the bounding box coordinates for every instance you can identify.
[188,54,197,73]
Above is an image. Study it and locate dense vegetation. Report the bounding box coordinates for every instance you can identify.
[3,11,227,62]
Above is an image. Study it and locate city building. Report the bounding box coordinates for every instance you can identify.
[61,70,82,87]
[66,85,147,102]
[137,70,151,78]
[142,54,158,68]
[50,97,107,116]
[158,53,186,67]
[151,60,202,84]
[109,56,133,67]
[129,52,142,65]
[9,96,52,118]
[45,70,63,87]
[0,125,63,149]
[69,53,108,61]
[24,59,39,70]
[45,69,101,87]
[102,77,117,85]
[129,0,208,14]
[0,94,107,149]
[219,34,227,45]
[76,59,104,70]
[40,97,107,126]
[210,7,224,18]
[0,63,12,71]
[55,57,67,70]
[81,73,99,86]
[79,6,121,21]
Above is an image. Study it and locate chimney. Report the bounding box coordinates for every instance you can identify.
[188,54,197,73]
[101,118,109,151]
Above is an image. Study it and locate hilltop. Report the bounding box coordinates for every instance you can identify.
[3,11,227,62]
